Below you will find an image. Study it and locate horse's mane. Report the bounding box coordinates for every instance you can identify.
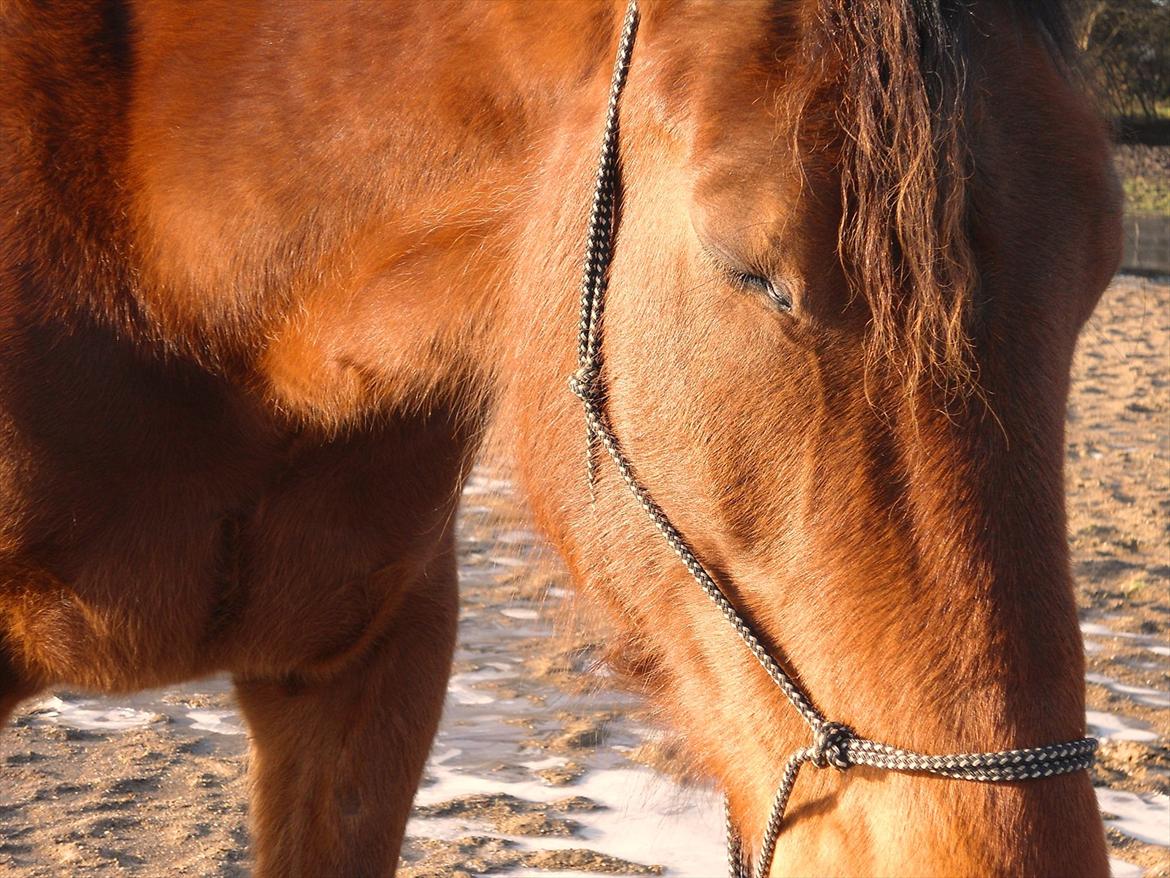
[801,0,1074,391]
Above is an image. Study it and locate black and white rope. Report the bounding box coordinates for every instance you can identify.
[576,0,639,496]
[568,3,1097,877]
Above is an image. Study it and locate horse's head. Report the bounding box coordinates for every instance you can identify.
[510,1,1121,874]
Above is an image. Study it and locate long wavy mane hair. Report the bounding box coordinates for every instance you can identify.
[794,0,1076,393]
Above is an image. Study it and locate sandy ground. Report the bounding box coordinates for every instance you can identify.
[0,274,1167,877]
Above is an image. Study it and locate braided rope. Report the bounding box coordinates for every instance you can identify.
[570,4,1096,877]
[576,0,639,495]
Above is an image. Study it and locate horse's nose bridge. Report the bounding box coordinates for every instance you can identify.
[885,400,1088,732]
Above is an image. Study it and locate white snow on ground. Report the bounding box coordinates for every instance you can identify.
[1086,673,1170,709]
[1111,857,1148,878]
[1088,709,1160,742]
[1097,787,1170,847]
[27,696,156,732]
[445,673,498,706]
[1081,622,1170,660]
[410,753,728,877]
[186,709,244,736]
[501,607,540,620]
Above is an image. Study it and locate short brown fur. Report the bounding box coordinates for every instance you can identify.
[0,1,1122,875]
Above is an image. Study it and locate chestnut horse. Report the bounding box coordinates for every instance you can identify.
[1,0,1122,875]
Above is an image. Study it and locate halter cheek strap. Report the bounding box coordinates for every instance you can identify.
[570,4,1096,877]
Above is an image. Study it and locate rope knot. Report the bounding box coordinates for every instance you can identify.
[811,722,853,771]
[569,365,602,405]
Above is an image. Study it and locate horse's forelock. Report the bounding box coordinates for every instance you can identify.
[795,0,1074,394]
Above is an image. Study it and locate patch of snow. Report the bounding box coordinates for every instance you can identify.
[1087,710,1159,743]
[29,696,157,732]
[1081,622,1170,660]
[1086,673,1170,708]
[1109,857,1146,878]
[1097,788,1170,847]
[409,762,726,877]
[186,710,244,736]
[446,674,497,706]
[501,607,540,621]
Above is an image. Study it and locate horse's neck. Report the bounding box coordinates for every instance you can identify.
[11,1,616,431]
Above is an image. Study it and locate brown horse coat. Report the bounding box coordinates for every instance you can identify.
[1,1,1121,874]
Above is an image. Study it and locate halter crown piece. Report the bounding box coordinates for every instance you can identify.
[569,3,1097,877]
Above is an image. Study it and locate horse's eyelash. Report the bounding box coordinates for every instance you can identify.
[697,242,793,313]
[729,268,793,312]
[731,269,770,291]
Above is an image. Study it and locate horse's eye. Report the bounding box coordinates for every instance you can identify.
[733,270,793,313]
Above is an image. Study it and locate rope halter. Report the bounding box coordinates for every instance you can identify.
[810,722,854,771]
[569,4,1097,878]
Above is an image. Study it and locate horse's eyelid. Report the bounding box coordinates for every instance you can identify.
[729,268,793,312]
[698,244,792,312]
[768,284,794,313]
[732,269,770,291]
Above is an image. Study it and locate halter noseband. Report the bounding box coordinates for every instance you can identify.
[569,4,1097,877]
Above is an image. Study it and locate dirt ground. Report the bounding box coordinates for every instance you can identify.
[0,274,1167,877]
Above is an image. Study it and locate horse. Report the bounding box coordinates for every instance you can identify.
[0,0,1123,875]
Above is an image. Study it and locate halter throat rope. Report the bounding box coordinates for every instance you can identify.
[568,4,1097,877]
